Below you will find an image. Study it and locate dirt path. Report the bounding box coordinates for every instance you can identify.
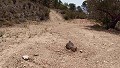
[0,10,120,68]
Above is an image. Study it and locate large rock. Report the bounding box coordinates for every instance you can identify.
[115,21,120,30]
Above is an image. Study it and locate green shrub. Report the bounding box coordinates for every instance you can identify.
[77,12,87,19]
[63,15,69,20]
[62,10,86,20]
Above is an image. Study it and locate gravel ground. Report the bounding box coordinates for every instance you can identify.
[0,10,120,68]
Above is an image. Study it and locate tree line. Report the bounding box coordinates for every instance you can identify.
[44,0,120,29]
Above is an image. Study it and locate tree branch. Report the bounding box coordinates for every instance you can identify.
[97,9,120,23]
[115,13,120,21]
[97,8,114,19]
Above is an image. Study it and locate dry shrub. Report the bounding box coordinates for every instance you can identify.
[0,0,50,26]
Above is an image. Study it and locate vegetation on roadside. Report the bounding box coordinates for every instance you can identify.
[1,0,120,30]
[0,0,50,26]
[84,0,120,29]
[0,0,86,26]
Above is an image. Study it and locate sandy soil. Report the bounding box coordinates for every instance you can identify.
[0,10,120,68]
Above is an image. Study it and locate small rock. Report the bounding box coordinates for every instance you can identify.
[22,55,29,60]
[33,54,39,56]
[103,60,108,63]
[111,43,114,45]
[80,50,83,53]
[0,31,4,37]
[23,65,26,67]
[21,62,24,64]
[61,60,65,63]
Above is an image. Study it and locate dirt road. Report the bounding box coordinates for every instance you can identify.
[0,10,120,68]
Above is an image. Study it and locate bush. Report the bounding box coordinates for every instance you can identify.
[63,15,69,20]
[0,0,50,25]
[62,10,86,20]
[63,11,73,20]
[76,12,87,19]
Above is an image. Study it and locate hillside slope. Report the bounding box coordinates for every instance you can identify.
[0,0,49,25]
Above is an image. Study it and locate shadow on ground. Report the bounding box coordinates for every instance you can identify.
[84,24,120,35]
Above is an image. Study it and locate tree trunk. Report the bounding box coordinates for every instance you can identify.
[97,9,120,29]
[108,13,120,29]
[109,21,117,28]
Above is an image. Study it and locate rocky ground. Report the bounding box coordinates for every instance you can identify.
[0,10,120,68]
